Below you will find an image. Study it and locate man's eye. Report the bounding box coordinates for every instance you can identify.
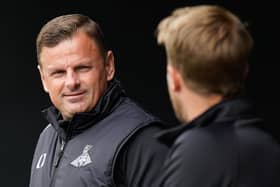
[77,66,91,72]
[51,71,65,77]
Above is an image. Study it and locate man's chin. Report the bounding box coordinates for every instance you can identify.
[62,106,87,119]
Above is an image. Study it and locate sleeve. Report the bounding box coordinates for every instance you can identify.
[114,123,169,187]
[158,130,225,187]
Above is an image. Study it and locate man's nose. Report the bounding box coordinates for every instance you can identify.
[65,70,80,90]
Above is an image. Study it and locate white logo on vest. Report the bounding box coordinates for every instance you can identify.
[36,153,47,169]
[71,145,93,167]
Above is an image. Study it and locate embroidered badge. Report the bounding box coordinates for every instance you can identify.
[70,145,93,167]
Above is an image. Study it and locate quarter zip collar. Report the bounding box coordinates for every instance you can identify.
[42,79,126,140]
[157,97,260,146]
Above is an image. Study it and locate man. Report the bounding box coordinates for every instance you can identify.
[29,14,168,187]
[156,5,280,187]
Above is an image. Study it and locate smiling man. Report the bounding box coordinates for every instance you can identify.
[38,30,112,120]
[29,14,168,187]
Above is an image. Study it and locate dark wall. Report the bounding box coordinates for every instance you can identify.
[1,1,278,186]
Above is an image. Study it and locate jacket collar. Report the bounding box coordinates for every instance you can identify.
[157,97,260,146]
[42,79,126,140]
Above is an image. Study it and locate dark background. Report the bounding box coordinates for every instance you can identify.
[1,1,278,186]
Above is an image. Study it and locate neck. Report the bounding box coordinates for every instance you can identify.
[179,86,223,123]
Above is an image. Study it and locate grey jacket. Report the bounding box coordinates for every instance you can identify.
[30,80,165,187]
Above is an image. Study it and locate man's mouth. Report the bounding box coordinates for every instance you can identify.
[63,91,86,102]
[64,91,85,96]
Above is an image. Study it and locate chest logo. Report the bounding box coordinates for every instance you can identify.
[71,145,93,168]
[36,153,47,169]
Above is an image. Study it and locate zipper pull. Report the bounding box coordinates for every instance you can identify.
[54,141,65,168]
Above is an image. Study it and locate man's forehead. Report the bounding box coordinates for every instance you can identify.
[40,33,101,68]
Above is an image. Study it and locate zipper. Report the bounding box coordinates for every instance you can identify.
[50,120,73,186]
[54,140,66,168]
[50,136,69,186]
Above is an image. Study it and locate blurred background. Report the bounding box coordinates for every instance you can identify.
[1,1,278,186]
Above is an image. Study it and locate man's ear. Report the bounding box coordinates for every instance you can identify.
[167,64,181,92]
[37,65,49,93]
[105,50,115,81]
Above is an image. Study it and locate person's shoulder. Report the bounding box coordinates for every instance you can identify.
[129,122,168,147]
[118,122,169,161]
[176,125,217,142]
[159,127,229,187]
[116,97,163,123]
[118,98,152,115]
[114,122,169,186]
[38,124,56,140]
[173,127,223,157]
[164,127,229,177]
[33,124,57,152]
[175,120,237,145]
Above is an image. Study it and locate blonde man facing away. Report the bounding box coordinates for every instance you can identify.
[156,5,280,187]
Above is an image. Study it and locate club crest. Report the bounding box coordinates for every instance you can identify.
[71,145,93,167]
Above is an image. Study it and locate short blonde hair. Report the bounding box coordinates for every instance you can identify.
[157,5,253,96]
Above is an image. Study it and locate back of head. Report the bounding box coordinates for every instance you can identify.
[157,5,253,97]
[36,14,107,65]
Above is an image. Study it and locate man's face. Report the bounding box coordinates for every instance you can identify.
[39,31,114,119]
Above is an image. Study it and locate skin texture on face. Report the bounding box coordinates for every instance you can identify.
[38,31,115,120]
